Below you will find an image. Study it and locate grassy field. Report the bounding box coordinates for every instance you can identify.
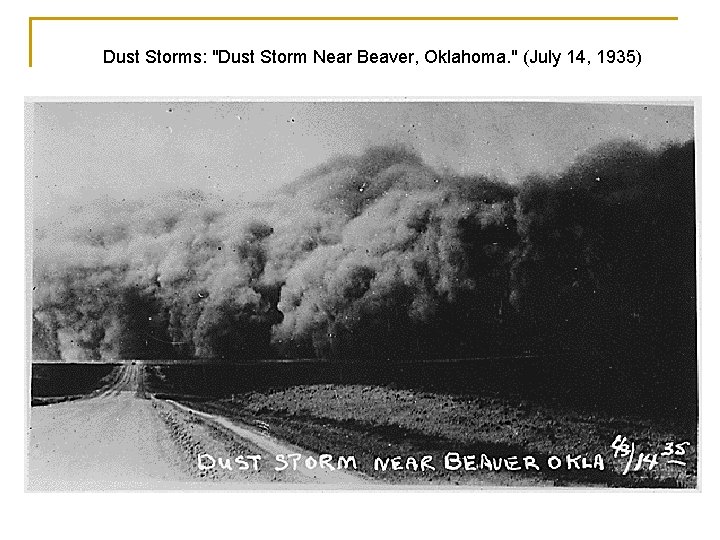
[31,363,120,405]
[176,384,697,487]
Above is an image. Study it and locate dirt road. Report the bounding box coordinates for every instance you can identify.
[27,363,367,490]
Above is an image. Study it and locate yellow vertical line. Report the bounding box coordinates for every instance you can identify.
[28,18,32,67]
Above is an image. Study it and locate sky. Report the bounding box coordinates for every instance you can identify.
[30,101,694,222]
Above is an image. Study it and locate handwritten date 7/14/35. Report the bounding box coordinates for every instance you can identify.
[611,435,691,475]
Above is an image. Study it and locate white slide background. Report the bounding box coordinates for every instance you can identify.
[3,1,718,539]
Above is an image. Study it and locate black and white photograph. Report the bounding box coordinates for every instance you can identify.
[26,100,698,490]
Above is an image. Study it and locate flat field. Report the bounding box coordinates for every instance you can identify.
[145,363,697,487]
[31,363,120,405]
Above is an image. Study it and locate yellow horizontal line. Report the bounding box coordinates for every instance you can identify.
[31,16,679,21]
[28,16,679,67]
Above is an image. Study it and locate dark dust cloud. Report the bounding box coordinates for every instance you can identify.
[30,102,696,413]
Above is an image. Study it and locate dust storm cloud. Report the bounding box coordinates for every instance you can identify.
[32,133,695,377]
